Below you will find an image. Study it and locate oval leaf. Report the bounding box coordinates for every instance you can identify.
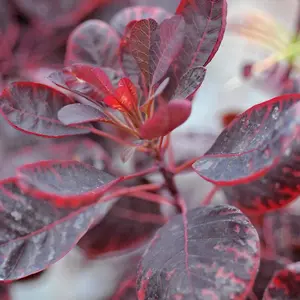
[137,205,260,299]
[193,95,300,214]
[139,99,192,139]
[58,103,109,125]
[0,178,113,280]
[16,160,118,207]
[65,20,120,68]
[0,82,90,137]
[0,138,110,180]
[110,6,171,36]
[263,262,300,299]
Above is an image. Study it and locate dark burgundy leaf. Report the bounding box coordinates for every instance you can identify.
[139,99,192,139]
[193,95,300,214]
[163,0,227,98]
[175,0,227,67]
[128,19,158,89]
[0,178,113,280]
[48,64,116,108]
[149,16,185,88]
[172,66,206,100]
[263,262,300,299]
[0,138,110,180]
[58,104,109,125]
[110,6,171,36]
[16,160,118,207]
[13,0,107,28]
[252,258,286,299]
[0,82,90,137]
[112,275,137,300]
[65,20,120,68]
[78,196,164,258]
[137,205,260,299]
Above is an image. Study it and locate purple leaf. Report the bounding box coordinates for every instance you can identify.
[193,95,300,214]
[176,0,227,67]
[0,82,90,137]
[137,205,260,299]
[128,19,158,89]
[263,262,300,299]
[110,6,171,36]
[78,196,164,257]
[139,99,192,139]
[164,0,227,98]
[65,20,120,68]
[149,16,185,87]
[58,104,109,125]
[16,160,118,207]
[13,0,105,28]
[0,177,113,280]
[172,66,206,100]
[0,138,111,180]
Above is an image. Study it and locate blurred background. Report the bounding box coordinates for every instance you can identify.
[0,0,298,299]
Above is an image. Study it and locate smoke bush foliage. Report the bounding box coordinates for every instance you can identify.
[0,0,299,299]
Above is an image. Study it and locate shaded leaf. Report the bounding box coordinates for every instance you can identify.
[172,66,206,100]
[139,99,192,139]
[137,205,260,299]
[65,20,120,68]
[0,178,114,280]
[48,64,116,107]
[252,258,286,299]
[78,196,164,258]
[193,95,300,214]
[13,0,106,28]
[0,82,90,137]
[58,103,109,125]
[17,160,118,207]
[263,262,300,299]
[0,139,110,180]
[110,6,171,36]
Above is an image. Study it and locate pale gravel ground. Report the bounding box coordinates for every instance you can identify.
[11,1,299,299]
